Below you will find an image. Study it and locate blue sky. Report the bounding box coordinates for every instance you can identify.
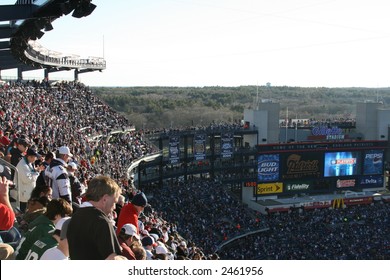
[3,0,390,87]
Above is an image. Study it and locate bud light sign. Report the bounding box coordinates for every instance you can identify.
[258,154,280,182]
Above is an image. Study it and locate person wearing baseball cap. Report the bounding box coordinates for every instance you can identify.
[116,191,148,236]
[67,162,84,206]
[46,146,73,204]
[10,137,30,167]
[16,147,41,212]
[117,223,141,260]
[58,146,73,158]
[141,235,157,260]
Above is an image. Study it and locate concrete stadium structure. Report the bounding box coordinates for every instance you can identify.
[0,0,104,81]
[133,101,390,213]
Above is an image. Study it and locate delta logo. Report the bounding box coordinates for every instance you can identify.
[360,176,383,185]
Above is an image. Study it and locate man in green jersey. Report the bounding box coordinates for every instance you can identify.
[14,198,72,260]
[24,217,70,260]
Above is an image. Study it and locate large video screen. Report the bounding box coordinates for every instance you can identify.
[324,151,360,177]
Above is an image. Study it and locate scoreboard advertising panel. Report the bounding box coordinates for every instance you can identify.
[257,154,280,182]
[256,179,333,195]
[282,152,323,180]
[284,179,331,193]
[363,150,384,175]
[256,142,387,196]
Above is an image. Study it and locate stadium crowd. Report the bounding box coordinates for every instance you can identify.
[0,79,389,260]
[0,80,155,182]
[148,179,266,254]
[280,118,356,128]
[143,120,248,137]
[218,202,390,260]
[145,178,390,260]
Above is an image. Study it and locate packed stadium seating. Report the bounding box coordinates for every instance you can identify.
[1,79,390,259]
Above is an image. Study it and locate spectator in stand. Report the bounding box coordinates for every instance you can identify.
[116,192,148,235]
[132,245,147,260]
[4,137,17,163]
[0,133,11,154]
[67,175,125,260]
[30,184,53,200]
[46,146,73,204]
[18,196,50,233]
[114,194,125,225]
[35,151,55,188]
[161,226,169,243]
[24,216,70,260]
[154,243,170,260]
[67,162,84,207]
[18,184,53,230]
[40,217,71,260]
[16,147,42,213]
[9,137,30,181]
[117,223,141,260]
[0,170,14,231]
[176,240,189,259]
[9,137,30,167]
[141,235,156,260]
[0,175,16,260]
[14,198,72,260]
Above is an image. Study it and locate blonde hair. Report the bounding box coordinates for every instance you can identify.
[86,175,121,202]
[131,244,147,260]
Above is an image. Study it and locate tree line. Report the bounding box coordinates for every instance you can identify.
[92,86,390,130]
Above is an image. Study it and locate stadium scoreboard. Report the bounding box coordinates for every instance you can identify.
[254,140,388,196]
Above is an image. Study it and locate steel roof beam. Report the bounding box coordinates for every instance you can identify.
[0,27,15,39]
[0,41,10,50]
[0,4,40,21]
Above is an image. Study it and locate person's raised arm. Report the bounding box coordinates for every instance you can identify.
[0,176,15,230]
[0,176,13,211]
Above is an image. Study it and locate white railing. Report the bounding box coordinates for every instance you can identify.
[24,40,106,70]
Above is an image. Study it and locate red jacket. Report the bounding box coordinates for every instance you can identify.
[0,203,15,231]
[116,203,139,236]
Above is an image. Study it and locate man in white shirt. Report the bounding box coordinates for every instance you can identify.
[40,217,71,260]
[46,146,73,204]
[16,148,41,212]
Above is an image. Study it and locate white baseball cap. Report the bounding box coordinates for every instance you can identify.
[155,244,169,255]
[58,146,73,157]
[121,223,140,240]
[68,162,77,170]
